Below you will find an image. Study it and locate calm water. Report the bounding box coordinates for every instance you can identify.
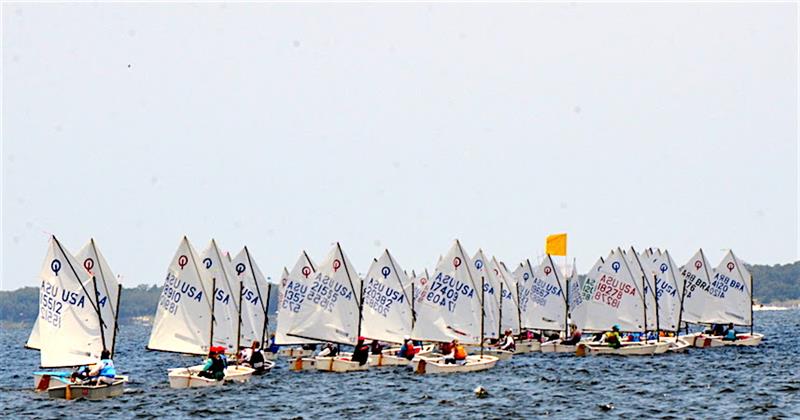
[2,310,799,419]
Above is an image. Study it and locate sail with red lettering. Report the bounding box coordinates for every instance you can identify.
[360,250,413,344]
[571,249,645,332]
[288,243,362,345]
[679,249,717,325]
[148,236,214,355]
[275,252,317,345]
[411,240,484,345]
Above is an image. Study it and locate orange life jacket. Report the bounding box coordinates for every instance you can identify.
[454,345,467,360]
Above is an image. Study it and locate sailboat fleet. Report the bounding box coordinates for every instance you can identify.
[26,236,764,399]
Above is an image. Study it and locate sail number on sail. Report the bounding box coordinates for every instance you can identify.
[306,272,354,312]
[159,273,204,315]
[363,278,405,317]
[530,278,562,306]
[588,274,636,309]
[425,272,475,313]
[39,280,88,328]
[683,269,745,299]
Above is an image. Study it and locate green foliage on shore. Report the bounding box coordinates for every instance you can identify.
[0,283,279,323]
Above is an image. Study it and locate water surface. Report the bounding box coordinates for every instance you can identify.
[2,310,798,418]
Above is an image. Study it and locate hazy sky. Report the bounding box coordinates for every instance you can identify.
[2,3,797,290]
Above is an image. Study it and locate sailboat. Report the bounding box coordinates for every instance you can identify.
[275,252,319,361]
[286,243,367,373]
[680,249,763,347]
[526,255,570,353]
[640,248,690,352]
[409,240,499,374]
[467,250,510,360]
[572,248,669,356]
[230,246,276,372]
[494,259,534,354]
[30,236,125,400]
[512,261,543,352]
[147,237,254,388]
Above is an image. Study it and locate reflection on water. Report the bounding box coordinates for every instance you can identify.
[2,310,799,418]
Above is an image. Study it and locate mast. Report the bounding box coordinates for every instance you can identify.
[618,248,646,335]
[632,248,659,341]
[243,246,268,348]
[411,283,416,328]
[264,283,272,348]
[52,236,106,352]
[516,282,522,334]
[547,254,568,338]
[209,277,217,352]
[336,242,362,337]
[498,282,503,336]
[236,278,243,353]
[111,284,122,357]
[89,238,116,351]
[749,274,754,334]
[480,276,485,358]
[91,276,108,352]
[524,258,540,336]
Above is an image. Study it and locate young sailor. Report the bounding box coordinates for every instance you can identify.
[370,340,384,355]
[240,340,267,373]
[443,339,468,365]
[198,347,227,381]
[722,323,737,341]
[318,342,339,358]
[397,336,420,360]
[351,337,371,366]
[603,325,622,349]
[498,329,516,352]
[561,324,582,345]
[87,350,117,385]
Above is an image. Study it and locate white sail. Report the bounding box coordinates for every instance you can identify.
[37,236,104,367]
[680,249,716,325]
[27,239,122,353]
[623,247,658,331]
[527,255,567,331]
[411,240,484,345]
[471,249,501,339]
[288,243,362,345]
[275,252,317,345]
[682,249,751,326]
[200,239,240,352]
[491,257,520,334]
[231,246,269,347]
[513,261,536,330]
[569,257,604,330]
[148,237,213,355]
[571,249,645,332]
[566,262,581,323]
[643,249,683,331]
[75,239,121,354]
[360,250,413,344]
[712,250,752,326]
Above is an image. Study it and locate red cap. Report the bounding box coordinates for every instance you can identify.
[358,336,365,341]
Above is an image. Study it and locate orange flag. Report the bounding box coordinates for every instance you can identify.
[545,233,567,256]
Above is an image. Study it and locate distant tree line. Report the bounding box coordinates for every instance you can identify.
[0,283,279,323]
[1,261,796,323]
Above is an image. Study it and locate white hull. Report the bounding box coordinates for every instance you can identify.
[47,380,125,400]
[314,356,369,373]
[472,348,513,361]
[33,372,129,391]
[691,333,763,348]
[514,340,541,354]
[278,347,315,358]
[576,341,670,356]
[289,357,317,372]
[540,341,577,353]
[368,344,435,366]
[410,355,498,374]
[167,365,255,389]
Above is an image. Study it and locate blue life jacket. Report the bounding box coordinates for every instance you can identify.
[724,329,736,340]
[99,359,116,378]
